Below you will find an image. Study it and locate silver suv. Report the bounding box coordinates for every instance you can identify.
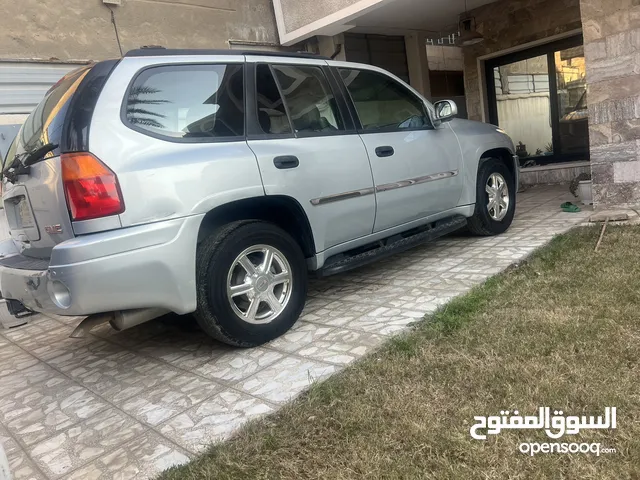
[0,48,518,347]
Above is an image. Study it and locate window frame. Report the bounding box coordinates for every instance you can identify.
[120,61,247,144]
[245,62,296,140]
[335,66,435,135]
[267,63,357,139]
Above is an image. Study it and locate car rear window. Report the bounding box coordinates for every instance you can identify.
[124,64,244,141]
[5,65,92,167]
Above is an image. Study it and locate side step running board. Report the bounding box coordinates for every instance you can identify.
[318,215,467,277]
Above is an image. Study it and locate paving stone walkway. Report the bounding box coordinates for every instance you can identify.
[0,185,592,479]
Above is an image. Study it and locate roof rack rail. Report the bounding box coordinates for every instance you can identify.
[124,48,329,60]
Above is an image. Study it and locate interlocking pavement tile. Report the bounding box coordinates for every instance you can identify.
[344,307,424,336]
[266,321,333,353]
[47,342,181,403]
[301,300,377,327]
[159,389,273,454]
[6,447,46,480]
[383,288,449,312]
[0,345,39,378]
[238,356,336,404]
[63,431,189,480]
[300,295,333,315]
[296,328,384,365]
[28,407,146,478]
[10,325,95,362]
[117,374,223,427]
[138,333,228,371]
[340,284,420,306]
[449,258,515,275]
[420,272,489,292]
[1,316,63,343]
[0,375,109,447]
[0,364,54,400]
[194,347,283,383]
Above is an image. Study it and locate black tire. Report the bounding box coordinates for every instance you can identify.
[467,158,516,236]
[194,220,308,347]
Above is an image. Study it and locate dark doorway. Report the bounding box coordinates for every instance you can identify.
[486,35,588,166]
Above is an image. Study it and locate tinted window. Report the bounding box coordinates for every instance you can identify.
[272,65,344,134]
[125,64,244,140]
[256,64,291,135]
[340,69,430,131]
[6,65,91,166]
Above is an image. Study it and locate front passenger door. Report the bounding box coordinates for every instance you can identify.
[338,67,463,233]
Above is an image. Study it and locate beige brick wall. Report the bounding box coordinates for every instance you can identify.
[581,0,640,207]
[0,0,278,61]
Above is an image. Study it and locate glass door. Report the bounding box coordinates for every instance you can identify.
[554,45,589,156]
[486,35,589,165]
[492,54,553,162]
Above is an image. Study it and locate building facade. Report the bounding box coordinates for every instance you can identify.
[273,0,640,208]
[1,0,638,208]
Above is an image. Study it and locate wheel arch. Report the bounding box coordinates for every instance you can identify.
[197,196,316,259]
[479,148,518,188]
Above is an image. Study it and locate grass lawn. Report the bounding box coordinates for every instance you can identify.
[160,226,640,480]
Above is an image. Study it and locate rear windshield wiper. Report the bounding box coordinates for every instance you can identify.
[23,143,58,167]
[2,143,58,182]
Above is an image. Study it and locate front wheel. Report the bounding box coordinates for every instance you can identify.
[194,220,308,347]
[467,158,516,236]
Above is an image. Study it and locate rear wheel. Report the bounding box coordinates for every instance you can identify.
[467,158,516,236]
[194,220,308,347]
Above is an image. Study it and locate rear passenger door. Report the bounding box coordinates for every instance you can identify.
[336,66,463,233]
[245,57,375,253]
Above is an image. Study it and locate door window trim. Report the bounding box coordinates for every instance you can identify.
[119,61,247,144]
[245,62,296,140]
[336,66,434,135]
[267,63,356,139]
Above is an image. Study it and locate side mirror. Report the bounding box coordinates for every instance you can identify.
[433,99,458,123]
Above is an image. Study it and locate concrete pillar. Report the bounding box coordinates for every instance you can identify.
[581,0,640,207]
[405,32,431,99]
[316,34,346,61]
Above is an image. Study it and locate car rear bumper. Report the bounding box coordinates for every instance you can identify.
[0,215,204,317]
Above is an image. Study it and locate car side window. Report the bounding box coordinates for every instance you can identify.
[339,68,431,132]
[125,64,244,140]
[255,64,292,135]
[271,65,344,135]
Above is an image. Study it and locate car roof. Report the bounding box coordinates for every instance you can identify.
[124,48,329,61]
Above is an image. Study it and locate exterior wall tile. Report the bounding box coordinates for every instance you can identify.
[590,140,639,165]
[584,39,607,60]
[587,95,640,125]
[612,118,640,143]
[614,159,640,182]
[582,0,640,206]
[605,28,640,56]
[588,75,640,104]
[591,162,615,184]
[585,53,640,84]
[588,122,613,146]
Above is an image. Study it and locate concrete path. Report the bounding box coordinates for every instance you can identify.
[0,185,592,479]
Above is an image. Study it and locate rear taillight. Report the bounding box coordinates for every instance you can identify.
[61,153,124,221]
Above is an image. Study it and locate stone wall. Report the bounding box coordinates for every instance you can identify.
[581,0,640,207]
[0,0,278,61]
[462,0,582,121]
